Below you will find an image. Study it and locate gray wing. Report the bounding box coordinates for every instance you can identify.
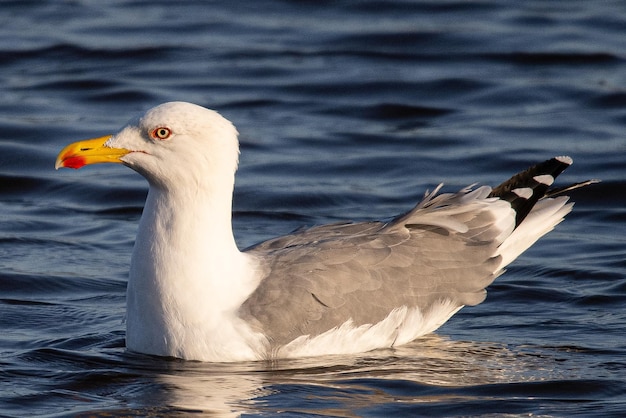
[239,185,508,347]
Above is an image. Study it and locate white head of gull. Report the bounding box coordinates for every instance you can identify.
[56,101,593,362]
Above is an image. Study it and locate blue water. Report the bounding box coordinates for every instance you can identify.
[1,1,625,416]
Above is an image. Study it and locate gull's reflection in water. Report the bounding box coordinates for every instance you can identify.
[153,334,561,416]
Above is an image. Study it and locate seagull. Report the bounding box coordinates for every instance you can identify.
[55,102,594,362]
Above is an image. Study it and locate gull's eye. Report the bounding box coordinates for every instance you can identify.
[151,127,172,140]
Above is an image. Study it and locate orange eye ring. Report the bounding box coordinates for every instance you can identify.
[151,127,172,140]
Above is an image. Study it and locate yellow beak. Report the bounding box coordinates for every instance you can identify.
[55,135,131,169]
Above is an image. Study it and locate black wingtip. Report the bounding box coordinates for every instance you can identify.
[488,156,574,227]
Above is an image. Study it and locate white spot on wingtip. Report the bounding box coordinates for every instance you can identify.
[512,187,533,199]
[533,174,554,186]
[555,155,573,165]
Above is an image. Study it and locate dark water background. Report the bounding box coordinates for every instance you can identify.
[1,1,625,416]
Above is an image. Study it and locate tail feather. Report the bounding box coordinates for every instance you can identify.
[496,197,573,268]
[545,179,600,198]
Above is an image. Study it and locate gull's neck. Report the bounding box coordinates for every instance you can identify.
[131,175,251,296]
[140,180,241,277]
[125,173,262,359]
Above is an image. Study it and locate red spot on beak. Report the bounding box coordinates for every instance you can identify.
[62,156,87,169]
